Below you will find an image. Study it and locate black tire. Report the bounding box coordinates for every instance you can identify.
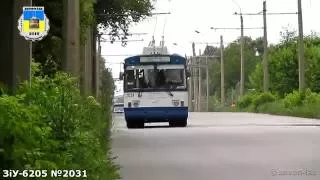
[126,121,136,129]
[126,119,144,129]
[136,120,145,129]
[169,119,187,127]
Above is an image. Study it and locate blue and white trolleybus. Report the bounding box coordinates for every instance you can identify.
[120,45,190,128]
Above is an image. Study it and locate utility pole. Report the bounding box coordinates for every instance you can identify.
[233,7,297,93]
[97,34,102,96]
[298,0,305,91]
[240,14,244,97]
[220,35,225,104]
[192,42,197,111]
[63,0,80,77]
[206,56,209,112]
[198,54,202,112]
[188,56,193,112]
[29,0,33,85]
[211,25,262,98]
[263,0,269,92]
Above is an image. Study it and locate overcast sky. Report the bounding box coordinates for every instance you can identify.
[103,0,320,94]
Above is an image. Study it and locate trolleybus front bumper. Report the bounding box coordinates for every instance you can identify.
[124,107,188,122]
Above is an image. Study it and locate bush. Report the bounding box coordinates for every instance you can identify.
[253,90,320,119]
[0,72,119,179]
[302,90,320,104]
[0,95,50,169]
[256,100,286,114]
[236,92,277,112]
[283,88,320,108]
[283,90,303,108]
[252,92,277,111]
[208,95,234,112]
[237,94,256,109]
[290,103,320,119]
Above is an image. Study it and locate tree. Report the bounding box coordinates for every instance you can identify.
[205,37,262,102]
[32,0,154,76]
[95,0,153,45]
[223,37,262,91]
[203,45,220,57]
[202,45,221,96]
[249,31,320,96]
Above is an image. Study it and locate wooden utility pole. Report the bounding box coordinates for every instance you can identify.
[192,42,197,111]
[63,0,80,77]
[297,0,305,91]
[206,56,209,112]
[188,56,193,112]
[220,35,225,104]
[240,14,244,97]
[263,1,269,92]
[97,35,102,96]
[232,5,297,93]
[198,50,202,112]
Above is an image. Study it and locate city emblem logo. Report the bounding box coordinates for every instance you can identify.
[17,6,50,41]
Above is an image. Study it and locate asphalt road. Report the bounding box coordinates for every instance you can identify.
[111,112,320,180]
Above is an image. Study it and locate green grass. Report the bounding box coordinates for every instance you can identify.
[236,91,320,119]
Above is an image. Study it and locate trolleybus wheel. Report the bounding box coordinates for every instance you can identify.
[126,120,145,129]
[126,121,136,129]
[169,119,187,127]
[136,120,144,129]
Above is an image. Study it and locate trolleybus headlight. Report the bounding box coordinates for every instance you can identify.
[172,100,179,107]
[181,101,184,107]
[128,102,132,108]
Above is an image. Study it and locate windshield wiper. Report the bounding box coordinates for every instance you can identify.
[167,83,178,97]
[167,91,173,97]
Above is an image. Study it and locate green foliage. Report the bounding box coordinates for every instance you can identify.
[237,90,320,119]
[305,37,320,92]
[248,63,263,92]
[0,95,47,169]
[80,0,96,44]
[237,93,258,109]
[237,92,276,111]
[249,32,320,96]
[224,37,262,90]
[0,70,119,179]
[33,0,64,75]
[203,45,220,57]
[269,42,298,95]
[283,90,303,108]
[208,96,234,112]
[99,58,115,137]
[95,0,154,45]
[256,100,286,115]
[33,0,153,75]
[0,82,8,95]
[207,37,262,100]
[283,88,320,108]
[252,92,276,111]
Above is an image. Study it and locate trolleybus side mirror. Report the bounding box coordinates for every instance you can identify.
[119,72,124,80]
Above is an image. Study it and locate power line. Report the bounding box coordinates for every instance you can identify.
[101,33,148,36]
[211,27,263,30]
[105,62,123,64]
[162,0,171,37]
[234,12,298,16]
[232,1,302,92]
[191,42,231,45]
[100,39,144,43]
[98,12,171,17]
[101,54,139,57]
